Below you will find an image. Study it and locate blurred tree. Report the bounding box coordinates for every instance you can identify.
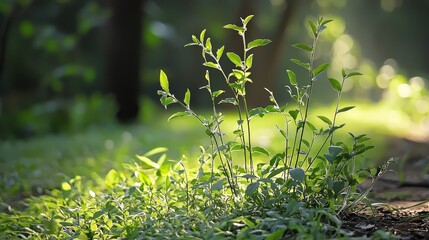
[0,2,17,79]
[105,0,144,123]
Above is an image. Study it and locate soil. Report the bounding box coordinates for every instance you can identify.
[342,137,429,239]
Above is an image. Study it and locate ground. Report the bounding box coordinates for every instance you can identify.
[344,137,429,239]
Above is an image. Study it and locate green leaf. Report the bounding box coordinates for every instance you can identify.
[105,169,119,188]
[233,129,243,137]
[328,78,342,92]
[212,90,225,99]
[160,96,176,109]
[265,229,286,240]
[61,182,71,191]
[355,145,375,155]
[247,39,271,50]
[242,15,254,25]
[290,168,305,182]
[292,43,312,52]
[137,171,152,185]
[136,155,159,169]
[168,112,190,121]
[205,38,212,51]
[324,145,342,163]
[219,97,238,105]
[233,216,255,227]
[211,180,224,191]
[199,29,206,43]
[346,72,363,78]
[205,70,210,81]
[332,123,345,132]
[313,63,329,76]
[333,181,345,197]
[278,128,287,139]
[245,182,259,196]
[355,134,371,142]
[287,70,297,86]
[231,144,244,151]
[144,147,168,157]
[302,139,310,148]
[165,175,171,189]
[329,145,342,156]
[251,146,269,156]
[203,62,219,69]
[266,167,286,179]
[308,19,317,36]
[306,121,317,132]
[341,68,346,78]
[317,115,332,125]
[246,54,253,69]
[290,58,310,70]
[321,19,333,26]
[184,42,198,47]
[93,210,104,219]
[337,106,355,113]
[224,24,245,33]
[159,70,169,93]
[216,46,224,60]
[191,35,198,44]
[226,52,242,67]
[90,221,98,231]
[46,218,59,234]
[249,107,266,119]
[265,105,280,113]
[184,89,191,106]
[289,109,299,120]
[240,174,258,180]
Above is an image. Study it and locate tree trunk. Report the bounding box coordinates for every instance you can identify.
[105,0,143,123]
[0,5,18,82]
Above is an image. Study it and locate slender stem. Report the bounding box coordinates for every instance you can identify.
[295,83,314,168]
[300,134,316,168]
[179,161,189,215]
[212,137,239,197]
[329,76,346,144]
[272,97,290,181]
[284,114,290,181]
[206,49,248,173]
[305,75,346,171]
[240,30,254,174]
[294,30,320,168]
[290,127,300,169]
[243,97,254,174]
[165,92,238,195]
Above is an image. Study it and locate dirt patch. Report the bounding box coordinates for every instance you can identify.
[342,206,429,239]
[347,136,429,239]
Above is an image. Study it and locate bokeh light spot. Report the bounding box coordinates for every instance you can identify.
[397,83,411,98]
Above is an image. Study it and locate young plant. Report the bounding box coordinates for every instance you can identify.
[158,15,272,198]
[158,16,379,212]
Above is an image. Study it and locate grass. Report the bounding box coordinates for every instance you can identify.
[0,114,206,205]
